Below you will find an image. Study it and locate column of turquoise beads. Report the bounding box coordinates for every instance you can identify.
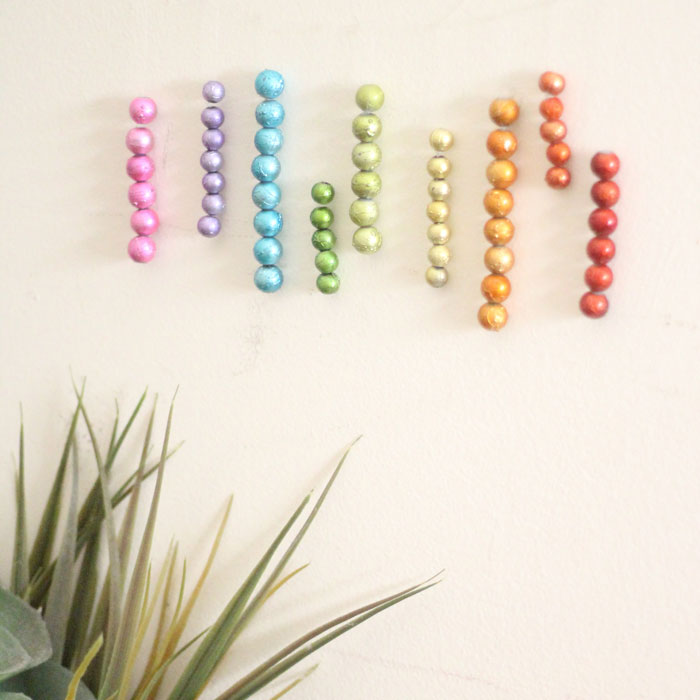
[310,182,339,294]
[351,84,384,254]
[252,69,285,293]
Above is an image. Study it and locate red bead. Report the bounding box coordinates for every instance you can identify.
[588,208,618,235]
[580,292,609,318]
[591,180,620,207]
[585,264,613,291]
[540,97,563,120]
[587,237,616,264]
[545,166,571,189]
[547,142,571,166]
[591,152,620,180]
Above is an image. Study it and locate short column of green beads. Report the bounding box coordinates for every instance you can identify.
[351,84,384,254]
[311,182,340,294]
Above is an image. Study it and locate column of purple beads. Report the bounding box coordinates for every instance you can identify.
[198,81,226,237]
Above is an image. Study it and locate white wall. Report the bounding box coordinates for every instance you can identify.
[1,0,699,698]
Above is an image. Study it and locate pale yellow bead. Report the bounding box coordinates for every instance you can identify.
[427,223,450,244]
[428,244,450,267]
[429,128,454,152]
[484,245,514,274]
[426,266,448,287]
[427,156,451,178]
[427,179,451,200]
[427,200,449,223]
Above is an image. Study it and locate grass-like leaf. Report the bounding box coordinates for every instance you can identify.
[11,407,28,597]
[65,635,103,700]
[267,665,317,700]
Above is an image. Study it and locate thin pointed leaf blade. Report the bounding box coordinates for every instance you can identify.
[11,411,28,596]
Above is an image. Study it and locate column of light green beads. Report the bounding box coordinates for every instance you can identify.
[311,182,340,294]
[351,84,384,254]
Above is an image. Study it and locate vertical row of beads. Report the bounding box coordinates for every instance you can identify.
[425,129,454,288]
[311,182,340,294]
[580,152,620,318]
[478,99,519,331]
[252,70,285,293]
[126,97,158,263]
[351,84,384,255]
[539,71,571,189]
[198,81,226,238]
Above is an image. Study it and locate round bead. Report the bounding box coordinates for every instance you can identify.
[254,210,283,237]
[489,98,519,126]
[539,71,565,95]
[428,244,450,267]
[427,156,451,178]
[128,235,156,262]
[540,97,563,120]
[254,236,283,265]
[255,128,284,155]
[486,160,517,188]
[484,217,514,245]
[350,198,378,226]
[591,152,620,180]
[130,208,159,236]
[202,80,225,103]
[427,200,449,223]
[315,250,339,273]
[200,150,223,173]
[351,171,382,198]
[311,182,335,204]
[591,181,620,208]
[481,274,511,303]
[317,273,340,294]
[254,265,283,293]
[126,127,154,154]
[202,129,225,150]
[484,245,514,274]
[585,264,613,291]
[352,142,382,170]
[255,100,285,127]
[547,143,571,166]
[202,172,225,194]
[201,107,224,129]
[255,70,285,99]
[545,166,571,189]
[128,182,156,209]
[487,130,518,158]
[355,84,384,111]
[429,128,454,152]
[587,237,616,264]
[589,208,618,235]
[126,155,155,182]
[310,206,334,229]
[427,223,450,244]
[197,215,221,237]
[312,229,337,251]
[352,227,382,254]
[478,303,508,331]
[427,179,451,200]
[251,154,281,182]
[580,292,608,318]
[129,97,157,124]
[425,266,448,288]
[352,113,382,142]
[252,182,281,210]
[540,120,567,143]
[483,189,514,217]
[202,193,225,215]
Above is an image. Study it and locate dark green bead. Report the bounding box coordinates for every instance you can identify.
[311,181,335,204]
[310,206,334,229]
[316,273,340,294]
[315,250,339,273]
[311,229,336,251]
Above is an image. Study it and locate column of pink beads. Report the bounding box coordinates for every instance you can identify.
[126,97,159,262]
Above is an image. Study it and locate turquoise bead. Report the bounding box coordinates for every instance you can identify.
[256,100,285,127]
[255,70,285,99]
[254,210,283,237]
[255,128,283,155]
[254,236,282,265]
[251,155,281,182]
[254,265,283,292]
[252,182,281,210]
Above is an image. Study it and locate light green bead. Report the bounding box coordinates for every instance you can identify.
[316,273,340,294]
[352,113,382,142]
[351,171,382,198]
[315,250,339,273]
[310,206,334,229]
[311,229,336,251]
[311,181,334,204]
[352,226,382,254]
[349,198,378,226]
[352,142,382,171]
[355,84,385,111]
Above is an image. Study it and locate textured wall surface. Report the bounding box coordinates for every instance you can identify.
[1,0,699,698]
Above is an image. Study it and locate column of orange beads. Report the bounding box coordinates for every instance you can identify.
[539,71,571,189]
[478,98,519,331]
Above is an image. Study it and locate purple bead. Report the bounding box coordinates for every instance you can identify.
[201,107,224,129]
[202,129,225,150]
[200,150,223,172]
[202,194,225,215]
[197,215,221,237]
[202,172,225,193]
[203,80,225,103]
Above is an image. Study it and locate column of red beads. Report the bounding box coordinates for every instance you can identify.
[539,71,571,189]
[580,152,620,318]
[126,97,158,263]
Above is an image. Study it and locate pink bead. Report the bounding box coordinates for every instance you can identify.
[130,208,159,235]
[128,182,156,209]
[126,127,154,154]
[128,235,156,263]
[129,97,157,124]
[127,155,155,182]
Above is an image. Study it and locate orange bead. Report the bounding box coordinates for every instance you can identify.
[486,130,518,158]
[481,274,511,303]
[547,142,571,166]
[591,180,620,207]
[483,217,514,245]
[540,97,563,120]
[486,159,518,188]
[545,166,571,189]
[478,302,508,331]
[489,98,519,126]
[483,189,514,217]
[539,71,565,95]
[540,119,567,143]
